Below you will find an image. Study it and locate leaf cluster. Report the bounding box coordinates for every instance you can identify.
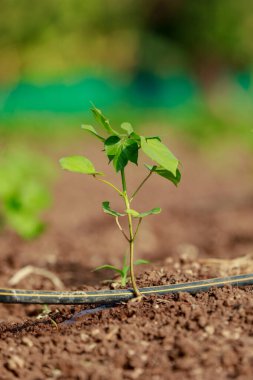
[61,105,181,182]
[60,105,181,219]
[0,149,53,239]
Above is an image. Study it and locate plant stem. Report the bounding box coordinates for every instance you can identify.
[130,172,152,202]
[121,168,127,193]
[133,218,142,240]
[95,177,123,196]
[115,217,129,242]
[121,169,141,297]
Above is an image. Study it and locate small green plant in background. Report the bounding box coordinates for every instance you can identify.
[0,148,54,239]
[94,255,149,286]
[60,105,181,297]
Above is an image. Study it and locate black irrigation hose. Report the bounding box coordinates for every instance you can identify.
[0,273,253,304]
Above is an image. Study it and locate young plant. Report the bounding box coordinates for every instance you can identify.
[0,148,54,239]
[60,105,181,297]
[94,256,149,286]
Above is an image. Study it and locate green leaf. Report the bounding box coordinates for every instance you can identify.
[125,208,140,217]
[102,201,125,217]
[104,136,139,172]
[146,136,161,142]
[122,268,129,276]
[104,136,121,161]
[125,207,161,218]
[81,125,105,142]
[138,208,161,218]
[134,259,150,265]
[91,104,119,135]
[122,255,127,267]
[140,136,179,175]
[120,122,133,135]
[130,132,141,143]
[145,164,181,186]
[59,156,103,175]
[93,265,123,275]
[122,255,128,272]
[121,139,138,166]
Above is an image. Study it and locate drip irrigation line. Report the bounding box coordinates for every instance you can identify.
[0,273,253,304]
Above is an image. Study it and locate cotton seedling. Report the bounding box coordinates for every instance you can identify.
[60,105,181,297]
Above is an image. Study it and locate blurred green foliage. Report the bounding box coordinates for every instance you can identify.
[0,0,253,149]
[0,0,138,83]
[1,0,253,83]
[0,148,54,239]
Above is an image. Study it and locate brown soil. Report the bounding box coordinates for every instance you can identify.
[1,137,253,379]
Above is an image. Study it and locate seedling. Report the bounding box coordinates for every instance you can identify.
[94,256,149,286]
[60,105,181,297]
[36,304,58,329]
[0,149,53,239]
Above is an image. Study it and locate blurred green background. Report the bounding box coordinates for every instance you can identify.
[0,0,252,145]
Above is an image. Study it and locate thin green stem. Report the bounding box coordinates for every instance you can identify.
[95,177,123,196]
[115,217,129,242]
[130,172,152,202]
[121,169,141,297]
[133,218,142,240]
[121,169,127,193]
